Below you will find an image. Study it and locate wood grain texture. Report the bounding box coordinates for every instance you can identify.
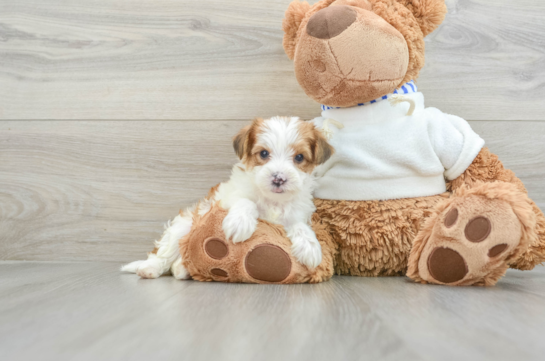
[0,120,240,261]
[421,0,545,119]
[0,120,544,262]
[1,0,545,120]
[0,261,544,361]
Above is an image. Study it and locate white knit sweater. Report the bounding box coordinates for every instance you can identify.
[312,90,485,201]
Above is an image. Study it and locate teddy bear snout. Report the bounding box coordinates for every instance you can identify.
[306,5,357,40]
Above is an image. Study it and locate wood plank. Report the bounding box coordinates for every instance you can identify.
[421,0,545,120]
[0,261,544,361]
[0,120,544,262]
[1,0,545,120]
[0,120,241,261]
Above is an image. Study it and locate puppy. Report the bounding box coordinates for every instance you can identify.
[121,116,334,279]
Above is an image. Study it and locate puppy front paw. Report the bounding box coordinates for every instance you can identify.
[222,212,258,243]
[291,234,322,269]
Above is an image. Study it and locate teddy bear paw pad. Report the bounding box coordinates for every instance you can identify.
[427,247,468,284]
[244,244,292,283]
[210,268,228,278]
[204,237,229,260]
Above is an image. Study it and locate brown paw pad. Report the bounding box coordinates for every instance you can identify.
[427,247,468,284]
[244,244,291,283]
[210,268,228,278]
[444,207,458,228]
[204,237,229,260]
[464,216,491,243]
[488,244,508,258]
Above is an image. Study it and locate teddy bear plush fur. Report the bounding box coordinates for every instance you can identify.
[181,0,545,286]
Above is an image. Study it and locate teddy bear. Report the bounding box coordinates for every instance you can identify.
[179,0,545,286]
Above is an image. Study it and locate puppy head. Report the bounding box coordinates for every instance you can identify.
[233,116,334,200]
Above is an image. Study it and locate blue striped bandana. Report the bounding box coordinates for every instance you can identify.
[321,80,417,111]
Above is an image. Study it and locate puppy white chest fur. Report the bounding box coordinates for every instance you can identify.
[261,203,283,223]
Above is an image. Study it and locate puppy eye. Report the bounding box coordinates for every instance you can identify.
[294,154,304,163]
[260,150,270,159]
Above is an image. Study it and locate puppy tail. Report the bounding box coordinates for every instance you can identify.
[120,260,146,273]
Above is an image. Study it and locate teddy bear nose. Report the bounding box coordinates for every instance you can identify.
[306,5,357,40]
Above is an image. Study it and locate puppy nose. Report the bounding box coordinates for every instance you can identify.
[306,5,357,40]
[272,173,287,186]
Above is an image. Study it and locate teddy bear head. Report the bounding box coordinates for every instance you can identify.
[282,0,447,107]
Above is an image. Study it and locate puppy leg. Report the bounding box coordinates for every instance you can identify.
[287,222,323,269]
[121,211,193,279]
[222,199,258,243]
[171,256,191,280]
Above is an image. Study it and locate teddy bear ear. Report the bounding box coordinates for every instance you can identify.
[398,0,448,36]
[282,1,312,60]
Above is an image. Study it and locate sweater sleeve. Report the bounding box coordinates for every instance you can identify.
[427,109,485,181]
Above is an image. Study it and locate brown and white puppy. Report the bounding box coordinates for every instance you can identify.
[121,116,334,279]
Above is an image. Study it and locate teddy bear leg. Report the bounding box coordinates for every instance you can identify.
[447,147,545,271]
[179,205,336,284]
[407,182,537,286]
[508,202,545,270]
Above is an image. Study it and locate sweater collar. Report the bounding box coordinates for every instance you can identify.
[320,81,424,125]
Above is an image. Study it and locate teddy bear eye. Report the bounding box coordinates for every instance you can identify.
[260,150,270,159]
[295,154,304,163]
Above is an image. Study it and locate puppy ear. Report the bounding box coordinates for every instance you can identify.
[233,118,261,160]
[282,0,312,60]
[398,0,448,36]
[233,124,251,160]
[313,129,334,165]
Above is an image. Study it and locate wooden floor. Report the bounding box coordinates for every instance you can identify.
[1,261,544,361]
[2,1,545,360]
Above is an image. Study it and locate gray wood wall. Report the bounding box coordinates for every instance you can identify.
[1,0,544,262]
